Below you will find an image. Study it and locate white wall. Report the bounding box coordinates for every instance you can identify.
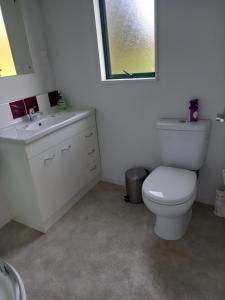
[0,199,10,228]
[0,0,56,226]
[41,0,225,205]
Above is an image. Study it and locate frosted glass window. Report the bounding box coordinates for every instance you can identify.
[99,0,155,79]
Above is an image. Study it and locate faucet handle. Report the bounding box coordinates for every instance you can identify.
[29,107,35,114]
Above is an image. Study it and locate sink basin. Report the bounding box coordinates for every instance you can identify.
[0,109,94,144]
[23,111,77,131]
[25,117,60,131]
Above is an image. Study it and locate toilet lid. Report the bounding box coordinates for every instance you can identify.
[142,166,197,205]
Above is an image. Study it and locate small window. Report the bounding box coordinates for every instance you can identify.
[97,0,156,80]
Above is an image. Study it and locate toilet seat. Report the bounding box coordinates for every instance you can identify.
[142,166,197,205]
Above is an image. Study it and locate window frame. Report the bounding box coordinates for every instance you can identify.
[98,0,156,80]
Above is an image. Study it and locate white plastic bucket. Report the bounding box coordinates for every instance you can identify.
[0,260,26,300]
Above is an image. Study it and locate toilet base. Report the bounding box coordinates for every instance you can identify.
[154,209,192,240]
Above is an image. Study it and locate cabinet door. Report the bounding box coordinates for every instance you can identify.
[59,135,85,201]
[29,146,65,221]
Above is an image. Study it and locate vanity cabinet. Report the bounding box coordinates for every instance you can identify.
[0,114,100,232]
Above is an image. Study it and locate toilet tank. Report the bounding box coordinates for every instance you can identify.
[157,119,211,170]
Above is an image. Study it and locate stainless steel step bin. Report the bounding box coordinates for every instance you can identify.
[124,168,149,203]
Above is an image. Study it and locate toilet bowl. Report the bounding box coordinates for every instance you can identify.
[142,166,197,240]
[142,118,210,240]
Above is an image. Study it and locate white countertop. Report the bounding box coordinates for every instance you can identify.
[0,109,95,144]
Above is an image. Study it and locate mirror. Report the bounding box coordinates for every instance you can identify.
[0,0,33,78]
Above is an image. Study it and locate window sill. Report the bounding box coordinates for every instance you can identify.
[101,77,157,82]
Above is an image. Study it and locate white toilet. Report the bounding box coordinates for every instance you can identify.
[142,119,211,240]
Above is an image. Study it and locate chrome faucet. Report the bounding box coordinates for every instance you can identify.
[28,107,41,122]
[216,109,225,122]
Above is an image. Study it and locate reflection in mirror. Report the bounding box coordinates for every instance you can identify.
[0,0,33,78]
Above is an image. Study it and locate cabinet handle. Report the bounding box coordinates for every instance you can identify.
[43,154,55,163]
[85,132,93,138]
[88,149,95,155]
[90,165,97,172]
[61,145,71,152]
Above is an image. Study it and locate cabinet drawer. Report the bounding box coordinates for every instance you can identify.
[79,127,99,164]
[84,145,99,165]
[84,160,101,184]
[81,126,97,148]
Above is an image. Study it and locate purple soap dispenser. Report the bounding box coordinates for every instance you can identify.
[189,99,199,122]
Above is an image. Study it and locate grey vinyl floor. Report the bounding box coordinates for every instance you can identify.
[0,182,225,300]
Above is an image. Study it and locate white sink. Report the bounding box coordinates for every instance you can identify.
[0,109,94,144]
[23,111,78,131]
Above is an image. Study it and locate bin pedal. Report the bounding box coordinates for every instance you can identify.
[124,195,130,202]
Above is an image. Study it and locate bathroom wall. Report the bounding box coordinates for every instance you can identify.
[0,0,56,226]
[41,0,225,204]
